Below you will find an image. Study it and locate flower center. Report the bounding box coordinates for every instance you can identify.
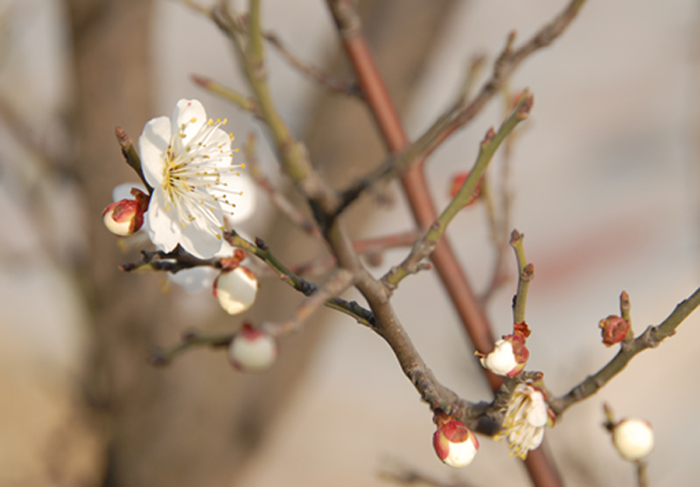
[160,117,243,234]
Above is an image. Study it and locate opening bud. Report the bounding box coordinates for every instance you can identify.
[612,418,654,461]
[102,188,149,237]
[433,419,479,468]
[213,266,258,315]
[228,323,278,372]
[599,315,630,347]
[478,323,530,377]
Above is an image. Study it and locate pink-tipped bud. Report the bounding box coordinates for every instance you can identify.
[228,324,278,372]
[479,322,530,377]
[612,418,654,461]
[599,315,630,347]
[479,339,522,377]
[213,266,258,315]
[433,420,479,468]
[102,188,149,237]
[448,171,482,206]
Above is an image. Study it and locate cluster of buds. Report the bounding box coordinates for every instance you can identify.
[496,379,555,459]
[448,171,482,206]
[478,322,531,377]
[102,187,149,237]
[599,315,630,347]
[213,250,259,315]
[228,323,278,372]
[432,412,479,468]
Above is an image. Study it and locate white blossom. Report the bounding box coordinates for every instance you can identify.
[497,382,551,459]
[140,99,243,258]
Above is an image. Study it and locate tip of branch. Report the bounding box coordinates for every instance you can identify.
[191,74,211,87]
[115,127,132,149]
[510,229,523,244]
[148,347,170,367]
[517,91,534,119]
[482,127,496,146]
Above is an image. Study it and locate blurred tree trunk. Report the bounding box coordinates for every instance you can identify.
[65,0,456,486]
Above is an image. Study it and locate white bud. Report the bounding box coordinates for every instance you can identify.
[433,420,479,468]
[613,418,654,461]
[213,266,258,315]
[480,339,519,376]
[228,324,278,372]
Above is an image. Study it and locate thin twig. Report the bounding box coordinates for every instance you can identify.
[149,329,235,366]
[550,286,700,415]
[338,0,586,212]
[261,268,355,337]
[382,94,532,290]
[243,132,322,238]
[510,229,534,324]
[264,32,360,97]
[191,74,262,117]
[224,231,375,327]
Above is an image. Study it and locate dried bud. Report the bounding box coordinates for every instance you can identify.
[599,315,629,347]
[102,188,149,237]
[433,420,479,468]
[448,171,482,205]
[228,324,278,372]
[213,266,258,315]
[612,418,654,461]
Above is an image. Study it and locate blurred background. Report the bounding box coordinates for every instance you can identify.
[1,0,699,485]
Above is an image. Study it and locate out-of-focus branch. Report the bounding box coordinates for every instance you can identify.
[264,32,360,97]
[550,286,700,415]
[243,132,322,239]
[208,2,341,216]
[149,329,235,366]
[382,95,532,290]
[338,0,586,211]
[192,74,262,117]
[379,460,477,487]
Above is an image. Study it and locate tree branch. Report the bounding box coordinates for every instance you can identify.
[550,286,700,415]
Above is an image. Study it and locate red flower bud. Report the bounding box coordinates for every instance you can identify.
[599,315,629,347]
[433,420,479,468]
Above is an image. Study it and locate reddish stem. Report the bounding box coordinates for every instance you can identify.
[329,2,562,485]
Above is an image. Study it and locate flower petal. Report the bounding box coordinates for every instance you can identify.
[139,116,171,188]
[172,99,207,146]
[143,186,183,253]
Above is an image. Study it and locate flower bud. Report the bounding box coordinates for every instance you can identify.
[479,322,530,377]
[102,188,149,237]
[599,315,630,347]
[433,420,479,468]
[479,339,523,377]
[612,418,654,461]
[228,324,278,372]
[213,266,258,315]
